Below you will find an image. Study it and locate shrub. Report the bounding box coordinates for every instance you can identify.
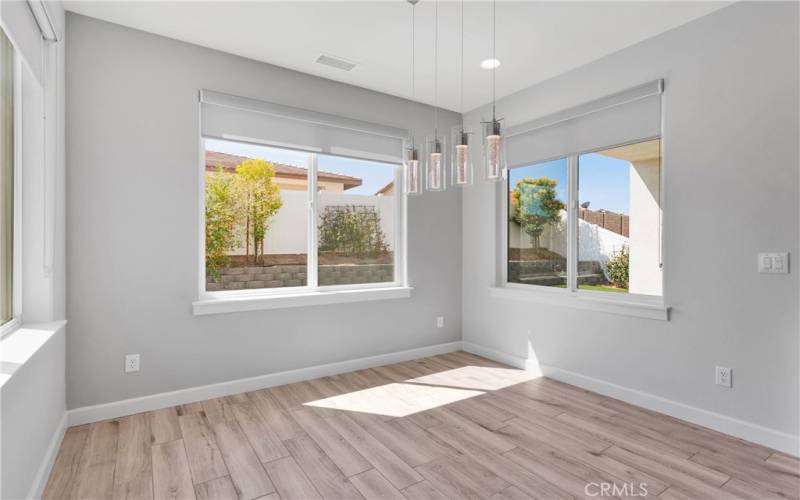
[318,205,388,257]
[205,167,238,279]
[605,245,629,289]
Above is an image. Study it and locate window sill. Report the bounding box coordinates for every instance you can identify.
[193,286,414,316]
[489,286,669,321]
[0,320,67,389]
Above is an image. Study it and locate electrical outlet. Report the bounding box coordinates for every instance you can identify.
[436,316,444,329]
[125,354,140,373]
[715,366,732,388]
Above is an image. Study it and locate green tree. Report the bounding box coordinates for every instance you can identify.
[233,159,283,264]
[205,166,238,278]
[511,177,565,248]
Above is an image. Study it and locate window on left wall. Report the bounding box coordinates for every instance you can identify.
[0,27,15,329]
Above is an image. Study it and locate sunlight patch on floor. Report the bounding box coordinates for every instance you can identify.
[304,382,484,417]
[407,365,539,391]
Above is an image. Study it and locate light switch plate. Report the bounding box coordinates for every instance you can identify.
[758,252,789,274]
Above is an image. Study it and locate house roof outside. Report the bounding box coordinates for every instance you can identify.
[205,150,362,190]
[374,181,394,196]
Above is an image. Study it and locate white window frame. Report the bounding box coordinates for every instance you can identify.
[0,55,23,338]
[194,129,410,315]
[493,136,669,321]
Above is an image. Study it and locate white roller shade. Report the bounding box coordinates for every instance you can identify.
[506,80,663,168]
[200,90,406,164]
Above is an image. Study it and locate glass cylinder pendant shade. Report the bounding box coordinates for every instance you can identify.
[404,147,421,195]
[425,135,446,191]
[451,127,473,187]
[483,119,506,181]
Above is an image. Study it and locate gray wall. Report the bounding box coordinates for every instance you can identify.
[66,13,462,409]
[462,2,799,436]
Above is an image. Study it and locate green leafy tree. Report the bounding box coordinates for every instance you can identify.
[605,245,629,289]
[233,159,283,264]
[511,177,565,248]
[205,167,238,278]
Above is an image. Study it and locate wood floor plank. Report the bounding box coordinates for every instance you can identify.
[283,434,364,499]
[721,478,787,500]
[176,402,204,417]
[292,407,371,477]
[327,413,423,489]
[70,420,120,500]
[247,389,306,441]
[43,425,91,500]
[178,412,228,484]
[503,447,603,500]
[691,449,800,498]
[148,407,182,444]
[350,469,408,500]
[263,456,322,500]
[427,423,574,500]
[426,407,516,454]
[152,439,196,500]
[402,480,448,500]
[347,412,437,468]
[232,402,289,463]
[416,457,498,500]
[491,485,534,500]
[113,413,153,500]
[194,476,238,500]
[201,397,238,425]
[212,420,275,500]
[603,446,735,499]
[766,452,800,475]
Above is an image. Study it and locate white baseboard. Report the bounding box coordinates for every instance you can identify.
[27,412,68,500]
[460,341,799,458]
[462,341,542,375]
[68,341,462,426]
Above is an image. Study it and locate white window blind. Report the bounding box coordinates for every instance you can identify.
[200,90,407,164]
[505,80,663,168]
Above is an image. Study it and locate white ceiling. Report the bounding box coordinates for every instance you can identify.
[64,1,729,112]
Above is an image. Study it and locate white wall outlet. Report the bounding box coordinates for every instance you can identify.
[715,366,732,388]
[125,354,140,373]
[436,316,444,329]
[758,252,789,274]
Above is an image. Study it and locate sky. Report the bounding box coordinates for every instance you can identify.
[508,154,631,215]
[205,139,394,195]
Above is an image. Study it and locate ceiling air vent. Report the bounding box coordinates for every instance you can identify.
[315,54,356,72]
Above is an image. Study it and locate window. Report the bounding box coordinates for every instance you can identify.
[1,27,14,328]
[203,139,401,294]
[504,138,662,299]
[507,158,568,288]
[578,139,662,296]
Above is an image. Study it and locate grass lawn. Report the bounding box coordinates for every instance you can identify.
[555,284,628,293]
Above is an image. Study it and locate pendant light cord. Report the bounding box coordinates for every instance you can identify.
[492,0,497,121]
[411,2,415,148]
[460,0,464,116]
[434,0,439,139]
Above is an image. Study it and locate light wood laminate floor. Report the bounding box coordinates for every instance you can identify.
[43,351,799,500]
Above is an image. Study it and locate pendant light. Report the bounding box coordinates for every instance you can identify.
[405,0,421,195]
[451,0,473,187]
[426,0,446,192]
[482,0,505,181]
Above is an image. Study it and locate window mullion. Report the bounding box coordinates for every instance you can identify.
[308,153,318,290]
[567,155,578,292]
